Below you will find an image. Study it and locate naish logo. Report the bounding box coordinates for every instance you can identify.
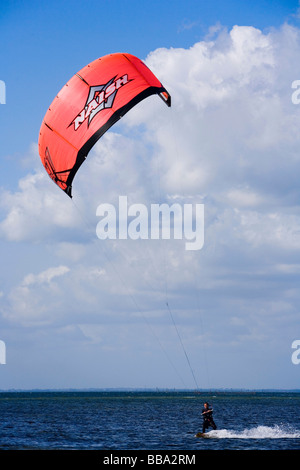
[71,74,130,131]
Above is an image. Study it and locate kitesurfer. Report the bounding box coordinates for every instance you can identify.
[201,402,217,434]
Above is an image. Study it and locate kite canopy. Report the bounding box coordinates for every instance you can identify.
[38,52,171,197]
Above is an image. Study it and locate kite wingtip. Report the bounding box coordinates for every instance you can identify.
[65,186,73,198]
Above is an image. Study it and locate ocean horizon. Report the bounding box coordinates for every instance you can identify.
[0,389,299,453]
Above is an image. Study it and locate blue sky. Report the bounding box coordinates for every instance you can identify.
[1,0,300,390]
[0,0,298,149]
[0,0,299,183]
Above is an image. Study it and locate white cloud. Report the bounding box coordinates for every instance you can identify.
[22,265,70,286]
[1,265,70,325]
[2,24,300,387]
[237,210,300,249]
[225,187,264,208]
[2,24,300,250]
[0,170,83,242]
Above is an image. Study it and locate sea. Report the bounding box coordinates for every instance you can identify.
[0,390,299,464]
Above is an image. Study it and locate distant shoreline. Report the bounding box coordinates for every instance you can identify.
[0,388,299,393]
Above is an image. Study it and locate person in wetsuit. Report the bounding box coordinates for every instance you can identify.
[201,402,217,433]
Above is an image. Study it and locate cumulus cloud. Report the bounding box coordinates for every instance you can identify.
[2,24,300,249]
[0,171,84,242]
[1,24,300,387]
[1,266,70,325]
[22,265,70,286]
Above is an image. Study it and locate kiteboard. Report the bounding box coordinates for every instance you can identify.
[195,432,210,438]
